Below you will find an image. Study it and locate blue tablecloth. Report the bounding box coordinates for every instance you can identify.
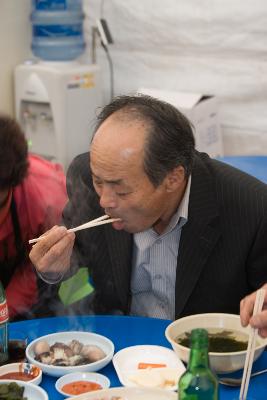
[218,156,267,183]
[9,315,267,399]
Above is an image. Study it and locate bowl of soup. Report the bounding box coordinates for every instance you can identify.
[165,313,267,373]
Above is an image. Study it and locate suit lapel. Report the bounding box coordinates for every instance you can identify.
[175,154,221,317]
[105,226,133,311]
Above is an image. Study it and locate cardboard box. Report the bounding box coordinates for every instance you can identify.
[137,88,223,158]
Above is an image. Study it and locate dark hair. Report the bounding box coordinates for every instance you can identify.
[0,114,29,189]
[94,94,195,186]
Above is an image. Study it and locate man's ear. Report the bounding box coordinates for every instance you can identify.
[164,166,186,192]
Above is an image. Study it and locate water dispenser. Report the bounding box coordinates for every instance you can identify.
[15,61,103,169]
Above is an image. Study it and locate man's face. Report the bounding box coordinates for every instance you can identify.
[90,114,184,234]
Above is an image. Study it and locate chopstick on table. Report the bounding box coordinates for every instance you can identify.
[239,288,266,400]
[28,214,121,244]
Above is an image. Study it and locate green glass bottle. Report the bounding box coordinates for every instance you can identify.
[178,328,219,400]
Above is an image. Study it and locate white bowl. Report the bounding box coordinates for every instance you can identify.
[0,379,48,400]
[68,386,177,400]
[26,331,114,377]
[165,313,267,374]
[56,372,110,397]
[0,362,42,385]
[112,345,185,391]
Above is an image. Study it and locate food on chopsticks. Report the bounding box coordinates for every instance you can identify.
[138,362,167,369]
[175,328,250,352]
[61,380,102,395]
[129,367,180,388]
[29,214,122,244]
[34,339,106,366]
[0,382,27,399]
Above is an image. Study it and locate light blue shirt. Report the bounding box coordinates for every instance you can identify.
[130,176,191,320]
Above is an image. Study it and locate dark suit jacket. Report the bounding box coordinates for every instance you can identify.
[63,151,267,319]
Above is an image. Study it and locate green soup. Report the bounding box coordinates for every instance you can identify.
[175,328,249,352]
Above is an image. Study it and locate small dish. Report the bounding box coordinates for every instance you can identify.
[0,362,42,385]
[68,386,177,400]
[26,331,114,377]
[112,345,185,391]
[0,379,48,400]
[55,372,110,397]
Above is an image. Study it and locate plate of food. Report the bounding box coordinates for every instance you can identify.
[67,386,177,400]
[112,345,186,391]
[0,379,48,400]
[26,331,114,377]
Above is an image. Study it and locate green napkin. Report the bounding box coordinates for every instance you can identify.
[58,267,94,306]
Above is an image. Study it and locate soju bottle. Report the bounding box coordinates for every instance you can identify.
[178,328,219,400]
[0,281,9,364]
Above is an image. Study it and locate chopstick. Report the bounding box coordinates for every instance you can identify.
[239,288,266,400]
[28,214,121,244]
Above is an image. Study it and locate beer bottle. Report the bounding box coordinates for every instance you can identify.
[178,328,219,400]
[0,281,9,364]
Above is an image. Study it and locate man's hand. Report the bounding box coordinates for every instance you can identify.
[240,283,267,338]
[29,225,75,281]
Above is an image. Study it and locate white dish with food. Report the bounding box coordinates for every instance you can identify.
[112,345,185,391]
[165,313,267,374]
[68,386,177,400]
[0,362,42,385]
[56,371,110,397]
[26,331,114,377]
[0,379,48,400]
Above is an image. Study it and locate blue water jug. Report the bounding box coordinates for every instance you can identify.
[31,1,85,61]
[32,0,82,11]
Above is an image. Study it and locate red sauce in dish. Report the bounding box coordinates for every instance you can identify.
[0,372,33,381]
[62,380,102,395]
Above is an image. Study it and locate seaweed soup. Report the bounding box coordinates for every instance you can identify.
[175,328,251,352]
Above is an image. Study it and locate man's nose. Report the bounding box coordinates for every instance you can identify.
[99,187,117,209]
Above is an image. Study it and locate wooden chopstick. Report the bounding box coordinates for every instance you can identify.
[239,288,266,400]
[68,216,121,233]
[28,215,121,244]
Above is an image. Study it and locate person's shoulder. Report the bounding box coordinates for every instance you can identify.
[195,152,267,198]
[68,152,90,174]
[65,152,93,197]
[28,153,65,179]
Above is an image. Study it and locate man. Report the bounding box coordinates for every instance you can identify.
[30,95,267,333]
[0,114,67,320]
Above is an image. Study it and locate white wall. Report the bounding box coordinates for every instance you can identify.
[83,0,267,155]
[0,0,31,115]
[0,0,266,155]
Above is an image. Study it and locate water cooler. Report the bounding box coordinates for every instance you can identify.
[15,61,102,169]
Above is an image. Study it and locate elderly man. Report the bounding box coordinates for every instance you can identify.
[30,95,267,335]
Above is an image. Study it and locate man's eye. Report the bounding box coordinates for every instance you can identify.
[94,180,102,186]
[116,192,129,197]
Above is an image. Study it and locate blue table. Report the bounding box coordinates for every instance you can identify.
[218,156,267,183]
[10,315,267,399]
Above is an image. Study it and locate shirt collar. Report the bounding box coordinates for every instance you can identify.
[134,175,191,248]
[160,174,191,233]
